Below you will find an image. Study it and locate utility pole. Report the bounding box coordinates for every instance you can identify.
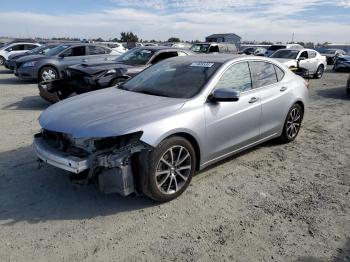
[292,32,295,43]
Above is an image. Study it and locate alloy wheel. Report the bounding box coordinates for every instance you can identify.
[155,146,192,195]
[286,107,302,139]
[317,66,324,78]
[42,69,57,81]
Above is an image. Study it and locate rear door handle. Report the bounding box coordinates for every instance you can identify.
[280,86,288,92]
[248,97,259,103]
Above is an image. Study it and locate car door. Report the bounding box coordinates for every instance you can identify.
[307,50,319,73]
[204,61,261,161]
[251,61,293,137]
[60,45,89,67]
[297,50,314,73]
[87,45,115,63]
[6,44,26,57]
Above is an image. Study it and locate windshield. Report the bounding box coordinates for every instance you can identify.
[115,48,154,65]
[268,45,286,51]
[191,44,210,53]
[45,45,70,56]
[119,59,221,98]
[271,50,299,59]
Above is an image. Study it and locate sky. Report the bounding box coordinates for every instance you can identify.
[1,0,350,43]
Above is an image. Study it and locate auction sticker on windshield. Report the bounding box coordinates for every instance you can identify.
[190,62,214,67]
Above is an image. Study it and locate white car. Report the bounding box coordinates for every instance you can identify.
[97,42,127,55]
[265,44,303,57]
[271,48,327,79]
[0,42,41,65]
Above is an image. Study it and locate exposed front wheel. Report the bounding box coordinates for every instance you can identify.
[0,56,5,66]
[140,136,196,202]
[280,104,303,143]
[39,66,58,82]
[313,65,324,79]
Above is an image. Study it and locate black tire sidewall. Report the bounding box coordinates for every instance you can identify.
[39,66,58,82]
[144,136,196,202]
[281,104,303,143]
[314,65,324,79]
[0,56,5,65]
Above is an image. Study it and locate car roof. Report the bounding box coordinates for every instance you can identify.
[166,54,244,64]
[133,46,192,52]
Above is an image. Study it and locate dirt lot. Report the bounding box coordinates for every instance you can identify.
[0,66,349,262]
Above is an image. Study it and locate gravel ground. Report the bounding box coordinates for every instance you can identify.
[0,66,349,262]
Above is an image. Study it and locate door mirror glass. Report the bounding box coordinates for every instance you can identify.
[210,88,240,102]
[6,47,12,52]
[298,56,306,61]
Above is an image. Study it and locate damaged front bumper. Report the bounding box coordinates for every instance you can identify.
[33,132,150,196]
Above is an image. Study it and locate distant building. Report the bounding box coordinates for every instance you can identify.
[205,33,241,48]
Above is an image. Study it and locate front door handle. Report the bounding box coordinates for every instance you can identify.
[280,86,288,92]
[248,97,259,104]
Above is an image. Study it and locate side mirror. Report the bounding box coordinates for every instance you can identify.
[298,57,306,61]
[210,88,240,102]
[58,54,66,59]
[5,47,12,52]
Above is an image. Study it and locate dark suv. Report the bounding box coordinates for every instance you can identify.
[15,43,120,81]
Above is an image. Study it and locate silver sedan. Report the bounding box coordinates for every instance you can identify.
[34,55,309,202]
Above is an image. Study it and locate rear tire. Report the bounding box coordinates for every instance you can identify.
[39,66,58,82]
[139,136,196,202]
[279,104,303,143]
[0,56,5,66]
[313,65,324,79]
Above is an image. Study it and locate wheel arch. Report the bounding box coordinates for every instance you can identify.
[38,64,59,80]
[163,132,201,171]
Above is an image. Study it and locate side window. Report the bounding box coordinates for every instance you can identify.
[274,65,285,81]
[250,61,278,88]
[10,44,25,51]
[308,51,316,58]
[62,46,86,57]
[24,44,38,50]
[89,46,108,55]
[214,62,252,92]
[209,45,219,53]
[150,51,178,64]
[299,51,308,59]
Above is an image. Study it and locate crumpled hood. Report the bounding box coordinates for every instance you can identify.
[274,58,297,68]
[16,54,46,63]
[69,62,133,75]
[39,88,186,138]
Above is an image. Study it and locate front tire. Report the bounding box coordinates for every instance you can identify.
[140,136,196,202]
[39,66,58,82]
[280,104,303,143]
[313,65,324,79]
[0,56,5,66]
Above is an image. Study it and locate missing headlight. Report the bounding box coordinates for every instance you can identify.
[93,131,143,151]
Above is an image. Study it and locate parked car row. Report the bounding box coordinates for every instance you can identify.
[0,42,41,65]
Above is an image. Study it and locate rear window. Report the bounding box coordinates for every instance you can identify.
[274,66,285,81]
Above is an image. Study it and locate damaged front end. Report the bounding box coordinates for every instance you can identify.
[34,130,152,196]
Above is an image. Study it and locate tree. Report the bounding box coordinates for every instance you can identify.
[120,32,139,42]
[168,37,180,43]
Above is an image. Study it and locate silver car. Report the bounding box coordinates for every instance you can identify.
[33,55,309,202]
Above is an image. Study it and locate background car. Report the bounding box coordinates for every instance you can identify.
[38,46,193,102]
[191,42,238,54]
[333,55,350,72]
[4,44,58,70]
[0,42,41,65]
[14,43,120,81]
[271,48,327,78]
[239,47,267,56]
[320,49,346,65]
[265,44,303,57]
[34,55,308,202]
